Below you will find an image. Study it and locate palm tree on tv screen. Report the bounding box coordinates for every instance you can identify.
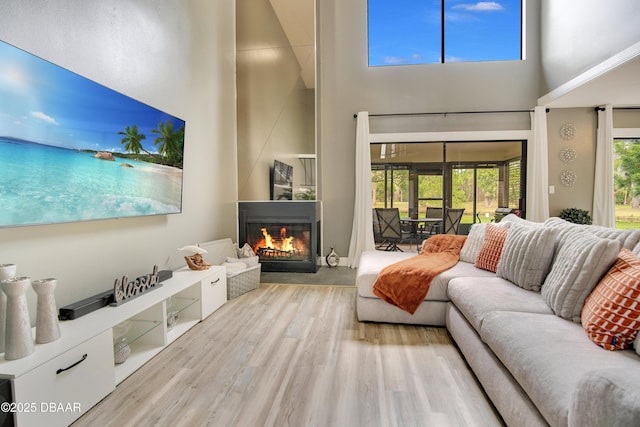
[118,124,150,155]
[152,120,184,168]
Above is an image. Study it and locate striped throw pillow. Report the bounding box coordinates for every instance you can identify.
[581,249,640,350]
[475,224,509,273]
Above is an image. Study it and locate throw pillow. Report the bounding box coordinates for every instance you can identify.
[237,243,255,258]
[542,231,621,322]
[545,217,640,250]
[496,223,560,291]
[460,222,511,264]
[474,224,510,273]
[581,249,640,350]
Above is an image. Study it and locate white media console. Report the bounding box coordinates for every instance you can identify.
[0,266,227,426]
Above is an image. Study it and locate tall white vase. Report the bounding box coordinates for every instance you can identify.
[1,277,34,360]
[0,264,17,353]
[32,278,61,344]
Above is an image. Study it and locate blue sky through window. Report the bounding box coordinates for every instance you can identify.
[368,0,522,66]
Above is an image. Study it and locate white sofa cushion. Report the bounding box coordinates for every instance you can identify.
[356,251,415,298]
[448,277,553,334]
[541,231,621,322]
[480,311,640,427]
[356,252,494,302]
[496,223,559,292]
[569,368,640,427]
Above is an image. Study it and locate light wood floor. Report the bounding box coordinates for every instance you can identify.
[74,284,504,427]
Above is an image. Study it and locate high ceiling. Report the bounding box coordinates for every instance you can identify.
[539,42,640,108]
[270,0,315,89]
[269,1,639,105]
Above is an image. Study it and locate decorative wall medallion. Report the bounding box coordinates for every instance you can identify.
[559,123,576,140]
[559,147,577,164]
[560,170,577,187]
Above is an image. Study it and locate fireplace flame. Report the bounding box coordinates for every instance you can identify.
[259,227,294,252]
[261,228,273,248]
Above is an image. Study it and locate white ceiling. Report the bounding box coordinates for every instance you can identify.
[270,2,638,105]
[539,42,640,108]
[270,0,315,89]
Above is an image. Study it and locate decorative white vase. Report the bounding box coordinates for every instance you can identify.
[31,278,61,344]
[1,277,34,360]
[0,264,17,353]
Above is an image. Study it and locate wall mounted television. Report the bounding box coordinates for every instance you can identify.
[271,159,293,200]
[0,39,186,228]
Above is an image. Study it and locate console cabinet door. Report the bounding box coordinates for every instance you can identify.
[12,329,115,427]
[201,267,227,319]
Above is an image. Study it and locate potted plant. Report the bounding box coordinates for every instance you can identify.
[559,207,592,225]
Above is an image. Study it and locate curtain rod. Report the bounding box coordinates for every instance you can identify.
[352,108,548,118]
[595,106,640,111]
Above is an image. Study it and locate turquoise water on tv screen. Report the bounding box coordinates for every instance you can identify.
[0,137,183,227]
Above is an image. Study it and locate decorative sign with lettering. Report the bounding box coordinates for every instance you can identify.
[110,265,162,306]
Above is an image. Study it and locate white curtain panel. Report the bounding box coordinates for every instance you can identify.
[347,111,375,268]
[527,107,550,222]
[593,104,615,227]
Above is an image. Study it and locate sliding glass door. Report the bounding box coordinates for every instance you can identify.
[371,140,525,233]
[371,165,410,217]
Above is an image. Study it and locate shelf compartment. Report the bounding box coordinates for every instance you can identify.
[112,303,165,383]
[114,319,161,347]
[168,296,198,315]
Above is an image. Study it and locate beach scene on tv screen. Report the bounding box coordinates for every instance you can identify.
[0,40,185,227]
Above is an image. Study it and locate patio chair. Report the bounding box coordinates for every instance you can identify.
[374,208,404,251]
[444,208,465,234]
[372,209,382,244]
[419,206,443,237]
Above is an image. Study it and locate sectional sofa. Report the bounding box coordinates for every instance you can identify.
[356,215,640,427]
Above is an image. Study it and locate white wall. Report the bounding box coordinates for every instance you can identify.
[236,0,315,201]
[0,0,237,321]
[546,108,597,216]
[317,0,541,255]
[540,0,640,92]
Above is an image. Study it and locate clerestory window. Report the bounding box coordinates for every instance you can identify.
[368,0,523,67]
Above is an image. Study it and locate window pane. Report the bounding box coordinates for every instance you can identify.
[614,139,640,229]
[444,0,522,62]
[476,168,499,220]
[368,0,441,66]
[371,168,386,209]
[391,168,410,217]
[507,159,521,208]
[371,166,410,217]
[451,168,473,223]
[368,0,522,66]
[418,174,443,214]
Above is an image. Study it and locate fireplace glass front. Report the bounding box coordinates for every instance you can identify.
[246,223,311,262]
[238,201,319,273]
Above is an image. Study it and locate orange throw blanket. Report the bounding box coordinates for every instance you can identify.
[372,234,467,314]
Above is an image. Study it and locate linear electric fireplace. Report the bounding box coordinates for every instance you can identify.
[238,201,320,273]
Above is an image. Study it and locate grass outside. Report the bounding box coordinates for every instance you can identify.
[614,205,640,229]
